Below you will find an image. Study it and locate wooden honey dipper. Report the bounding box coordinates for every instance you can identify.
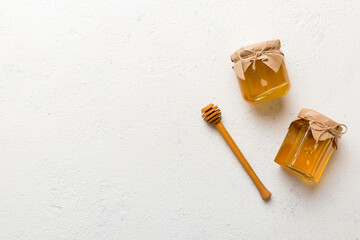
[201,103,271,200]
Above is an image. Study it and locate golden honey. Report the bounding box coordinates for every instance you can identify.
[231,39,290,102]
[239,60,290,102]
[274,108,347,183]
[274,119,334,182]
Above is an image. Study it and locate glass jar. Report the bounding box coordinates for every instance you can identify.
[231,39,290,102]
[274,109,347,182]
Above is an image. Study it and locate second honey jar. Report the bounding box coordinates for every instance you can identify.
[274,108,347,182]
[231,39,290,102]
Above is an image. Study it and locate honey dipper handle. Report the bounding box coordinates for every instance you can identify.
[215,122,271,200]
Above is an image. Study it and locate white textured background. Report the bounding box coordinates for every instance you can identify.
[1,1,360,239]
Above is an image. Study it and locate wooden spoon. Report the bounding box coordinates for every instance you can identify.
[202,103,271,200]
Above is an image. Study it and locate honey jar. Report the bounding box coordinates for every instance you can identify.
[231,39,290,102]
[274,109,347,182]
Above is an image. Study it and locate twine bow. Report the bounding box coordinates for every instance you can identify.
[231,40,284,80]
[309,121,347,149]
[295,108,348,150]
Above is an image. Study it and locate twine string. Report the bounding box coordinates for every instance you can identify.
[238,43,281,70]
[309,120,348,141]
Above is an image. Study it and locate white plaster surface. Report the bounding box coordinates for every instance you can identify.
[1,1,360,239]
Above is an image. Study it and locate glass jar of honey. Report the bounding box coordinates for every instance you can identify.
[231,39,290,102]
[274,109,347,182]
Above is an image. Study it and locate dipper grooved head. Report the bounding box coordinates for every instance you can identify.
[201,103,221,125]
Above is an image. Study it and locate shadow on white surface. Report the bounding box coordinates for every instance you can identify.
[247,97,288,117]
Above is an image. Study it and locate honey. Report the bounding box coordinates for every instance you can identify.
[239,60,290,102]
[231,39,290,102]
[274,120,334,182]
[274,109,347,182]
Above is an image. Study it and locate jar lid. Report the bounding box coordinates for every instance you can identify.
[294,108,347,148]
[230,39,281,63]
[230,39,284,80]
